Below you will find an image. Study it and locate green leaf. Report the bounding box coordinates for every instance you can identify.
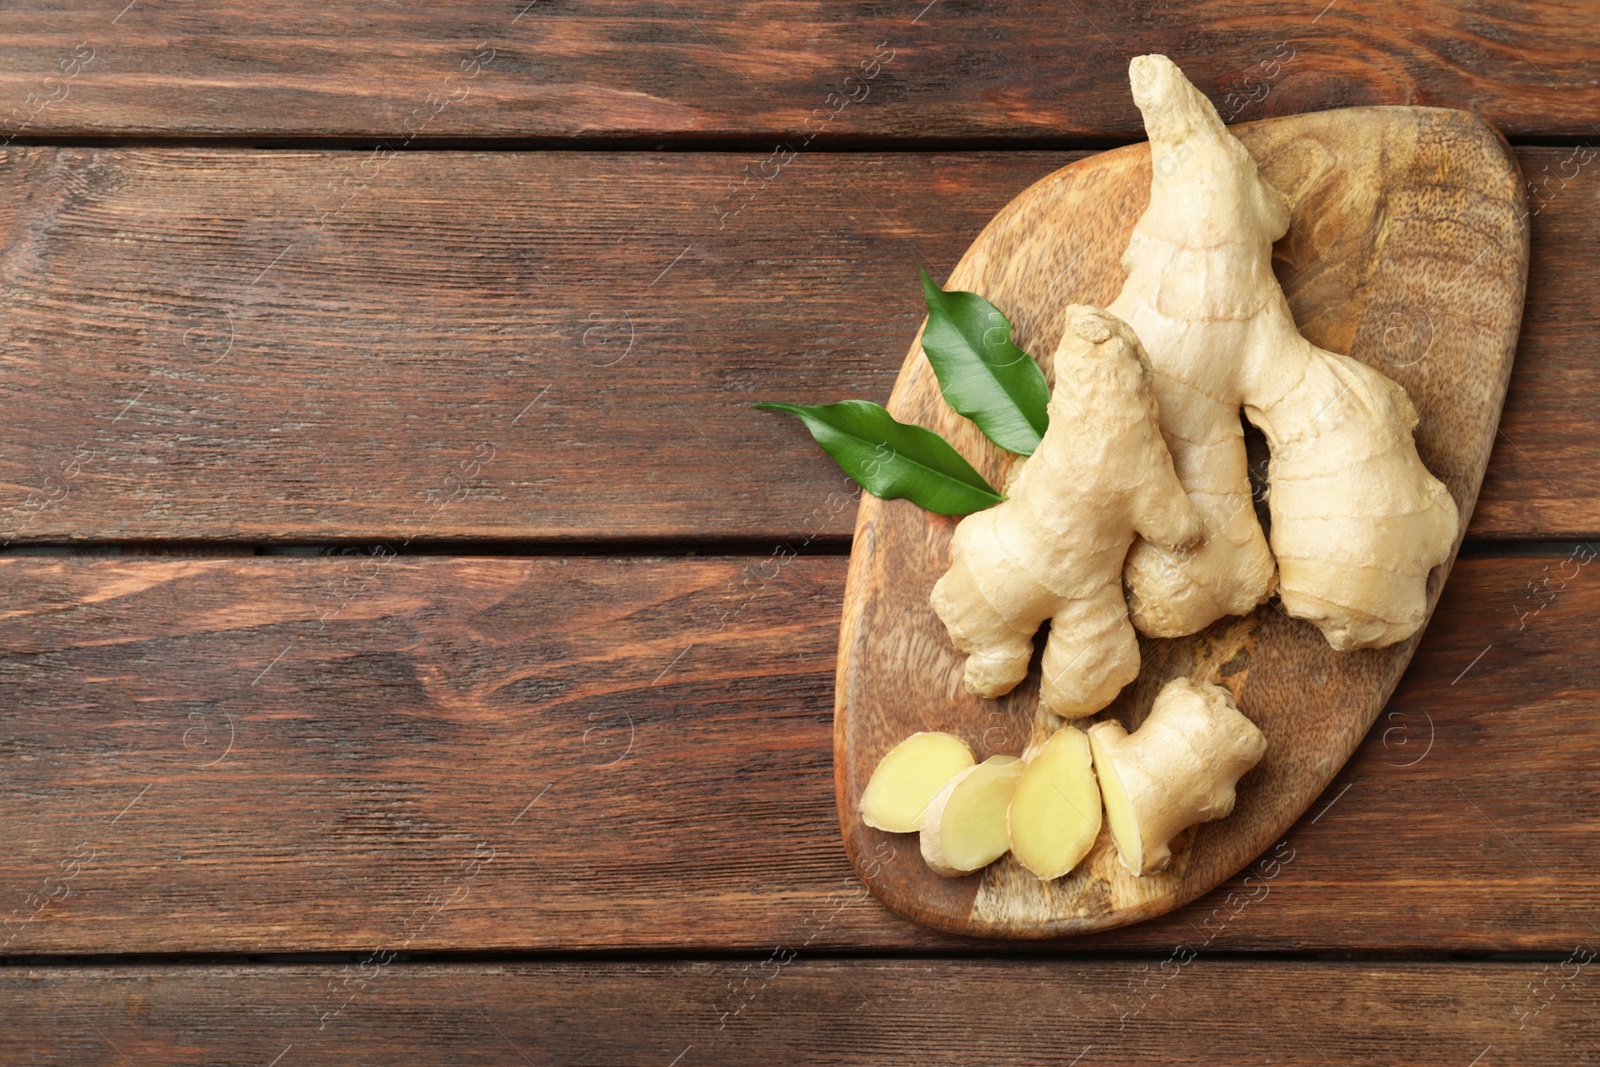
[754,400,1005,516]
[919,270,1050,456]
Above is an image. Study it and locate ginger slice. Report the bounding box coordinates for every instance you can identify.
[859,731,976,833]
[920,755,1024,877]
[1007,726,1102,881]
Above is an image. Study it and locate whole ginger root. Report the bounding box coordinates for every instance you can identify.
[1111,54,1460,650]
[931,305,1198,719]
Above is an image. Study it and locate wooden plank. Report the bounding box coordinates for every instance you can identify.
[0,146,1589,544]
[0,550,1595,955]
[1476,145,1600,538]
[2,2,1600,141]
[2,960,1594,1063]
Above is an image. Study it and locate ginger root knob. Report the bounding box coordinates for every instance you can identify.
[1087,678,1266,876]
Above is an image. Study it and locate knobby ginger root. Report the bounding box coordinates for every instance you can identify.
[1111,54,1459,650]
[859,731,976,833]
[920,754,1024,877]
[931,306,1199,719]
[1087,678,1267,876]
[1007,725,1102,880]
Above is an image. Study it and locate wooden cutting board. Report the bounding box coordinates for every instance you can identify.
[834,106,1529,938]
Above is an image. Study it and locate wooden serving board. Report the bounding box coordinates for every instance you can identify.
[835,107,1528,938]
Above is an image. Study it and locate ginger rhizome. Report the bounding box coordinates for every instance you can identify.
[930,306,1199,719]
[919,754,1024,877]
[859,732,976,833]
[1110,54,1459,650]
[1007,725,1102,880]
[1088,678,1267,876]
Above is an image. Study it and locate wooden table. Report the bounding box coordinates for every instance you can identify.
[1,3,1595,1062]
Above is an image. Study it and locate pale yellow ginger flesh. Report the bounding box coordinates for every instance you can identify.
[859,731,976,833]
[920,755,1023,877]
[1007,725,1102,881]
[1111,54,1459,651]
[1087,678,1267,876]
[931,306,1199,719]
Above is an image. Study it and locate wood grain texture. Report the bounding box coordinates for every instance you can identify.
[3,960,1595,1064]
[0,551,1595,955]
[838,107,1525,937]
[0,144,1588,544]
[1,2,1599,141]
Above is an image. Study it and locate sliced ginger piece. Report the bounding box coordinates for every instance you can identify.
[1007,726,1102,880]
[1088,678,1267,876]
[920,754,1023,877]
[859,732,976,833]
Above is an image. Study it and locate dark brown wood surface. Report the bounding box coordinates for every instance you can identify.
[0,551,1593,955]
[1,2,1599,142]
[0,145,1591,544]
[5,960,1595,1063]
[838,106,1525,937]
[1,1,1596,1061]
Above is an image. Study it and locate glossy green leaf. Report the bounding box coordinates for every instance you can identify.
[919,270,1050,455]
[754,400,1004,516]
